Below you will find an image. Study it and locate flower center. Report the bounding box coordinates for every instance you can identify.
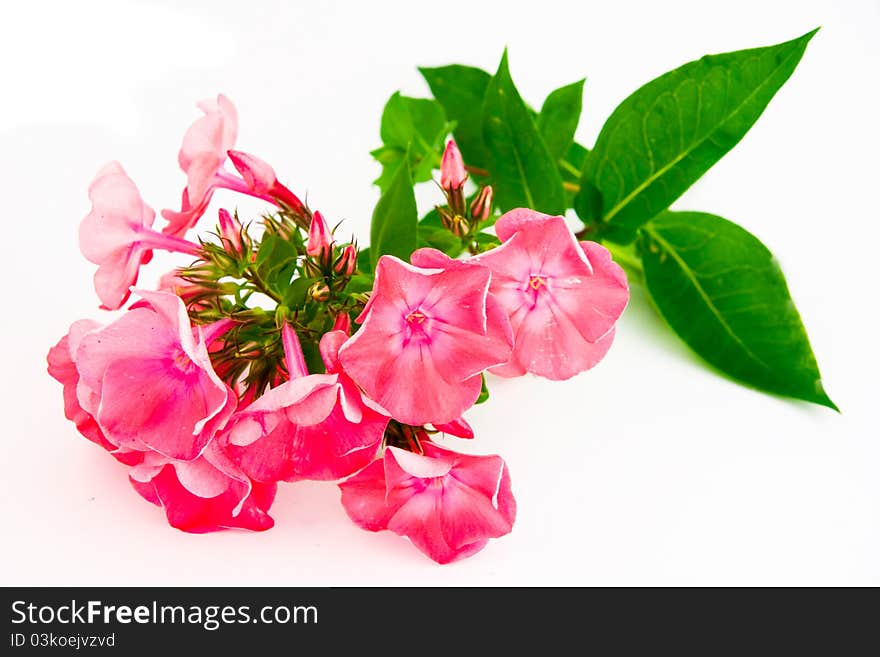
[406,309,427,325]
[528,274,547,291]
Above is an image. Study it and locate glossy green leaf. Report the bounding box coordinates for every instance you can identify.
[370,159,418,269]
[537,79,584,163]
[581,29,818,244]
[372,93,447,193]
[638,210,835,409]
[419,64,492,168]
[482,51,565,215]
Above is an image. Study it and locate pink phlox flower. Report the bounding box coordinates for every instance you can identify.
[471,209,629,380]
[223,325,389,483]
[338,252,513,425]
[73,290,236,461]
[339,442,516,564]
[79,162,200,310]
[128,442,275,533]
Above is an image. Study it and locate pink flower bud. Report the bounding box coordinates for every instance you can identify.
[333,244,357,277]
[469,185,494,224]
[227,150,306,215]
[306,211,333,258]
[440,139,467,190]
[217,208,244,253]
[332,312,351,336]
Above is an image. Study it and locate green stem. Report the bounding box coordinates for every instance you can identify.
[243,268,283,304]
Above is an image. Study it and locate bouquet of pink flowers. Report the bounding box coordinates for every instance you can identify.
[49,34,833,563]
[48,95,628,563]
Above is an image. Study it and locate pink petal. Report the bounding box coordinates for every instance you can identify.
[338,459,394,531]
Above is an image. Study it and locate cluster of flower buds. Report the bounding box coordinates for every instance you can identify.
[437,140,494,251]
[48,97,630,564]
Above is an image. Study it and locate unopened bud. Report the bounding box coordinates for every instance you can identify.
[438,206,455,231]
[440,140,467,191]
[333,245,357,277]
[306,211,333,258]
[217,208,244,254]
[469,185,493,224]
[309,281,331,302]
[450,215,470,238]
[333,312,351,335]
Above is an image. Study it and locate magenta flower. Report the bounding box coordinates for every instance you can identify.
[79,162,201,310]
[223,326,389,483]
[440,139,466,191]
[339,442,516,564]
[338,254,512,425]
[129,443,275,533]
[472,209,629,380]
[74,290,236,461]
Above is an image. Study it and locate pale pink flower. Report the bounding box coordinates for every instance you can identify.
[339,442,516,564]
[440,139,467,190]
[161,96,307,236]
[223,326,389,483]
[74,290,236,461]
[472,209,629,380]
[338,253,512,425]
[129,442,275,533]
[79,162,201,310]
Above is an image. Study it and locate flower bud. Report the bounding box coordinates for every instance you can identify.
[217,208,244,254]
[333,312,351,335]
[333,245,358,277]
[227,149,307,215]
[440,140,467,191]
[306,211,333,259]
[451,215,470,239]
[309,281,331,302]
[469,185,493,224]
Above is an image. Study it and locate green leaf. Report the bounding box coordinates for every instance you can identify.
[581,29,819,244]
[372,92,447,193]
[356,247,373,275]
[537,79,585,163]
[281,275,316,309]
[638,210,835,409]
[370,159,418,269]
[420,64,492,168]
[482,51,565,216]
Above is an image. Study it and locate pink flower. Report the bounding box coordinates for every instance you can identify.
[472,209,629,380]
[223,326,389,483]
[129,443,275,533]
[440,139,467,190]
[74,290,236,461]
[161,96,307,236]
[338,253,513,425]
[79,162,201,310]
[339,442,516,564]
[161,94,238,237]
[306,210,333,258]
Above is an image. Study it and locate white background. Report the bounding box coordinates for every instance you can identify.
[1,0,878,586]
